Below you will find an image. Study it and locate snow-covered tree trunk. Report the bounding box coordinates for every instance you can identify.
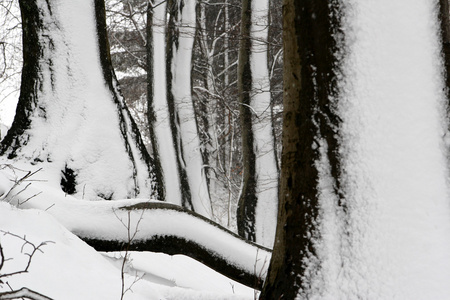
[260,1,343,297]
[167,0,212,218]
[262,0,450,299]
[439,0,450,100]
[237,0,278,248]
[146,0,183,205]
[1,0,158,200]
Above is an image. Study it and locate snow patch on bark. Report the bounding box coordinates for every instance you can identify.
[305,1,450,298]
[150,0,183,206]
[170,0,212,218]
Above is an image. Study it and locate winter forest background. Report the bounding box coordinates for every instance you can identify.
[0,0,284,231]
[2,0,450,299]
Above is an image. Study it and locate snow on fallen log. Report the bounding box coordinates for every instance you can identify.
[0,161,271,289]
[82,202,271,289]
[0,287,53,300]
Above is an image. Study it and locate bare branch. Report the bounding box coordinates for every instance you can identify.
[0,231,54,280]
[0,287,53,300]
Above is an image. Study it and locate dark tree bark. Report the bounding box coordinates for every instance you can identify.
[166,0,195,211]
[166,0,212,218]
[237,0,258,243]
[146,0,187,208]
[0,287,53,300]
[259,0,344,299]
[237,0,279,248]
[146,1,165,201]
[1,0,158,200]
[439,0,450,100]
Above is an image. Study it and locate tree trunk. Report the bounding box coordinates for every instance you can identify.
[263,0,450,298]
[439,0,450,102]
[166,0,212,218]
[197,0,219,210]
[237,0,279,248]
[260,0,343,298]
[147,0,183,205]
[1,0,158,200]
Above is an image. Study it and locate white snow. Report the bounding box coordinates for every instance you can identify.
[308,1,450,299]
[4,0,450,298]
[0,201,254,299]
[0,202,162,300]
[150,0,183,206]
[170,0,212,218]
[249,0,279,249]
[103,251,253,296]
[0,160,257,299]
[0,160,269,276]
[0,123,8,141]
[3,0,154,200]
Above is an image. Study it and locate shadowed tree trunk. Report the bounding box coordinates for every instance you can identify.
[439,0,450,101]
[1,0,158,200]
[237,0,279,248]
[260,0,343,298]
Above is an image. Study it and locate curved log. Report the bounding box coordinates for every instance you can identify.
[0,168,271,290]
[0,287,53,300]
[80,203,271,290]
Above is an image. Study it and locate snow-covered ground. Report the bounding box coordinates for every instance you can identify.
[0,202,254,300]
[0,1,260,298]
[0,160,257,299]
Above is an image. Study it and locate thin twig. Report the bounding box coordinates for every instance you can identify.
[0,231,54,280]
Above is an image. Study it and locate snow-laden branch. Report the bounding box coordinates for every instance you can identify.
[0,288,53,300]
[81,202,271,290]
[0,162,271,289]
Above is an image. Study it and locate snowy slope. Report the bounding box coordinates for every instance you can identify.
[0,158,263,299]
[0,203,161,300]
[0,159,270,278]
[0,202,253,300]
